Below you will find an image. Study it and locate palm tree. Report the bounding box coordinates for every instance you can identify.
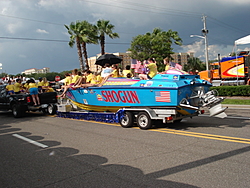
[95,19,119,55]
[79,21,98,70]
[184,57,205,74]
[65,21,85,71]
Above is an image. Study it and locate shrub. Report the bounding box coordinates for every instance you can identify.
[210,85,250,96]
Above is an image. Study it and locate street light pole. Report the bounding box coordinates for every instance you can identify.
[202,15,209,71]
[190,15,209,71]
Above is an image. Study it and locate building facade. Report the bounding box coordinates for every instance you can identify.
[22,67,50,75]
[87,51,193,72]
[171,52,194,66]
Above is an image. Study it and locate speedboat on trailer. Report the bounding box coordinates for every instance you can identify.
[63,71,227,129]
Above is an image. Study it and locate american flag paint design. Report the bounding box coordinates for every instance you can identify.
[155,91,171,102]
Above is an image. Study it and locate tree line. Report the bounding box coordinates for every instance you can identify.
[2,19,208,78]
[66,19,207,73]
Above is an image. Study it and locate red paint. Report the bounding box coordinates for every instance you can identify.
[101,90,140,103]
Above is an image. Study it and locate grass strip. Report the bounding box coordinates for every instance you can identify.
[222,99,250,105]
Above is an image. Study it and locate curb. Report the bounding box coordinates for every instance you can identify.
[222,104,250,109]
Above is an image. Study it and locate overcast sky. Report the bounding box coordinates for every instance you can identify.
[0,0,250,74]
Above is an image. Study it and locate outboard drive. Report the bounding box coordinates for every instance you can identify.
[180,86,227,118]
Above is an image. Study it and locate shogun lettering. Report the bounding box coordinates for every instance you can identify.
[101,90,140,103]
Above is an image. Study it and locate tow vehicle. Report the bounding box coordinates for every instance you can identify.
[0,85,58,118]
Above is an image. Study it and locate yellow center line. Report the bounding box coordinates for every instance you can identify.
[150,129,250,145]
[57,117,250,145]
[151,128,250,142]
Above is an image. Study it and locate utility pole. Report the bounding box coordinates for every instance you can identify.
[202,15,209,71]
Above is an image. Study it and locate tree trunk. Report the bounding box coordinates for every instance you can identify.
[76,37,84,71]
[101,35,105,55]
[82,42,89,70]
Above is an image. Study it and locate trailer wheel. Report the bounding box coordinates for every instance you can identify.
[47,104,57,115]
[120,112,134,128]
[136,112,152,130]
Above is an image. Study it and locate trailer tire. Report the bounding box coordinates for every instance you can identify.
[120,112,134,128]
[136,112,152,130]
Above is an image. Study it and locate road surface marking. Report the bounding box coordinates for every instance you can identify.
[58,116,250,144]
[150,128,250,145]
[12,134,48,148]
[94,122,250,144]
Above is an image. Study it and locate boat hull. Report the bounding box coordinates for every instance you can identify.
[65,74,211,113]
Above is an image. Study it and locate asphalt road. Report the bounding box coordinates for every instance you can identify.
[0,108,250,187]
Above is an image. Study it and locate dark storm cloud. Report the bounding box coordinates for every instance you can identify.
[0,0,249,74]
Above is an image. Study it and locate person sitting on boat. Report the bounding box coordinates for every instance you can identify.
[90,72,103,84]
[139,58,158,80]
[74,74,112,89]
[164,57,171,71]
[61,69,79,89]
[84,70,102,84]
[122,65,133,78]
[101,63,113,78]
[111,64,121,78]
[57,72,72,96]
[85,70,103,84]
[58,70,83,98]
[63,73,72,86]
[85,70,94,83]
[59,70,102,98]
[73,71,86,86]
[71,69,81,85]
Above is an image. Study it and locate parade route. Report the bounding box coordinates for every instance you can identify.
[1,108,250,187]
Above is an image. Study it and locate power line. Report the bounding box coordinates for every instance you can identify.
[0,0,202,28]
[0,36,130,45]
[81,0,201,18]
[0,13,63,26]
[0,36,68,42]
[113,0,202,16]
[0,1,248,41]
[207,16,249,35]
